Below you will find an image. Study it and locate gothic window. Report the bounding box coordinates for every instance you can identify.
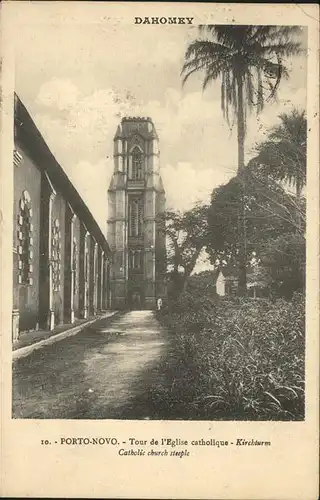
[131,147,143,180]
[129,250,143,270]
[72,239,78,296]
[52,218,61,292]
[17,190,33,285]
[129,198,143,236]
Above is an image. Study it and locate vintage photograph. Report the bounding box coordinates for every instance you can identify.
[11,21,307,422]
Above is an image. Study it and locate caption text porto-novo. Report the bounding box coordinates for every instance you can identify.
[41,436,271,449]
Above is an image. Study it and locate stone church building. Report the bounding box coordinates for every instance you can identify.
[11,98,166,342]
[108,117,166,309]
[12,95,111,341]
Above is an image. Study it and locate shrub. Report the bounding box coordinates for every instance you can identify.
[157,291,305,420]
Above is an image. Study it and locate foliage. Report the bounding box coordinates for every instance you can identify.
[182,25,302,171]
[157,204,209,297]
[251,109,306,198]
[156,291,305,420]
[259,233,305,298]
[246,165,306,235]
[187,270,218,295]
[207,168,304,267]
[182,25,302,295]
[207,107,306,294]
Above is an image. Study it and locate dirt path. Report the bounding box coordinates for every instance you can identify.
[12,311,168,419]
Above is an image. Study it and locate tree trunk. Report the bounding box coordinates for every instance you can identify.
[237,75,245,174]
[171,271,181,299]
[236,75,247,296]
[182,273,188,292]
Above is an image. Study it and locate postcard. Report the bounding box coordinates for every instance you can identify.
[0,2,319,498]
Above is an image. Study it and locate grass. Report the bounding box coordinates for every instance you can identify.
[154,291,305,420]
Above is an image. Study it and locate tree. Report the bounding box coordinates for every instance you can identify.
[187,270,218,296]
[181,25,302,295]
[158,204,209,298]
[207,168,305,266]
[246,163,306,236]
[251,108,306,230]
[259,233,305,298]
[253,109,306,199]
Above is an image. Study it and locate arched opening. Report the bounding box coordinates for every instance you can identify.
[129,249,143,271]
[129,198,143,236]
[130,146,144,180]
[17,190,33,286]
[51,218,61,292]
[17,190,35,331]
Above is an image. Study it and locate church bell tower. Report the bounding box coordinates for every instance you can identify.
[107,117,166,309]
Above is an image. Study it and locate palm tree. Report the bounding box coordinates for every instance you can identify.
[254,109,306,199]
[181,25,302,295]
[252,108,306,232]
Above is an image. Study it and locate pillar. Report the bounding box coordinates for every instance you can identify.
[84,232,90,319]
[79,224,89,319]
[97,249,104,311]
[70,213,77,322]
[47,192,56,329]
[144,188,156,309]
[64,204,76,324]
[93,241,98,315]
[89,237,96,316]
[39,173,56,330]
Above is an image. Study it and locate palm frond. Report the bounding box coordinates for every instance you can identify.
[221,72,226,118]
[245,71,254,111]
[202,70,217,91]
[181,40,231,86]
[231,71,237,109]
[254,108,307,190]
[184,40,229,65]
[256,68,264,113]
[258,42,303,57]
[253,25,302,44]
[181,24,303,162]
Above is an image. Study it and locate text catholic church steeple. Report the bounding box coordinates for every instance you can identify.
[107,117,166,309]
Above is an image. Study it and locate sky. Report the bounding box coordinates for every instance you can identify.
[14,22,307,272]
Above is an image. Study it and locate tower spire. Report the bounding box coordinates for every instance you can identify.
[107,117,166,309]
